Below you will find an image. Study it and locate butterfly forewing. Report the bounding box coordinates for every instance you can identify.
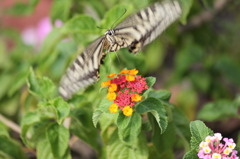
[59,37,106,99]
[113,0,182,53]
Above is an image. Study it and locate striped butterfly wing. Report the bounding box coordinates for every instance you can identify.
[110,0,182,53]
[59,37,106,99]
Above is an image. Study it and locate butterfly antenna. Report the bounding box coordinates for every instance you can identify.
[114,51,121,64]
[96,25,108,30]
[110,8,127,29]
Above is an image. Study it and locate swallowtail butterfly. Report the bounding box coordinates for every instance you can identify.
[59,0,182,99]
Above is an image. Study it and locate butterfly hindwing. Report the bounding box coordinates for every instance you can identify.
[59,37,106,99]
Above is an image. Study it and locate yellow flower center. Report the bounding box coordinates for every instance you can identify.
[126,75,135,81]
[131,94,142,102]
[128,69,138,75]
[122,106,133,116]
[212,153,221,159]
[101,80,111,87]
[223,148,232,155]
[109,104,118,113]
[120,69,129,74]
[108,73,116,78]
[108,83,117,92]
[107,92,116,101]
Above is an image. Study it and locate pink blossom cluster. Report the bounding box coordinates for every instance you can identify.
[198,133,239,159]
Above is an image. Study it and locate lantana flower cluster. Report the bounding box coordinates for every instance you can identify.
[198,133,239,159]
[101,69,148,117]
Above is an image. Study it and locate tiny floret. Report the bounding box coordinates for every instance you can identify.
[108,73,116,78]
[212,153,221,159]
[128,68,139,75]
[126,75,135,81]
[122,106,133,117]
[108,83,117,92]
[131,94,142,102]
[214,133,222,141]
[101,80,111,87]
[223,148,232,155]
[109,104,118,113]
[107,92,116,101]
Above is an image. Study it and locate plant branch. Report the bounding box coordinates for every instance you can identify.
[0,114,21,134]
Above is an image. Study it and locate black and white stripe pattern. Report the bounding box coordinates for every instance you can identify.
[59,0,182,99]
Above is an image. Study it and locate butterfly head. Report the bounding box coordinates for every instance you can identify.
[105,29,115,36]
[105,29,116,45]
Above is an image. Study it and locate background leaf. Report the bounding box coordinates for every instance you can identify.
[46,123,70,159]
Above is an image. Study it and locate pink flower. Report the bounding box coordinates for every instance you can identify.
[198,133,239,159]
[21,17,62,48]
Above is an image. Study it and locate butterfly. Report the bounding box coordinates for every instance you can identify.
[59,0,182,99]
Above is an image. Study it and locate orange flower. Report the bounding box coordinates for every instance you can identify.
[101,80,111,87]
[120,69,129,74]
[128,69,138,75]
[108,73,116,78]
[107,92,116,101]
[131,94,142,102]
[109,104,118,113]
[126,75,135,81]
[122,106,133,116]
[108,83,117,92]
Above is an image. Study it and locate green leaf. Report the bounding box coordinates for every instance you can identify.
[0,122,9,137]
[6,3,31,15]
[152,122,176,157]
[98,97,113,113]
[215,56,240,85]
[29,0,40,8]
[183,149,198,159]
[148,90,171,101]
[27,68,57,99]
[173,108,191,151]
[6,0,39,15]
[197,100,239,121]
[146,77,156,88]
[70,107,100,152]
[62,15,99,34]
[101,4,133,29]
[189,120,213,150]
[179,0,193,24]
[50,0,71,22]
[107,130,148,159]
[0,74,13,99]
[36,136,55,159]
[46,124,70,159]
[0,136,27,159]
[38,97,70,124]
[135,97,167,134]
[92,109,104,127]
[8,67,29,96]
[52,97,70,124]
[20,112,41,146]
[117,112,141,143]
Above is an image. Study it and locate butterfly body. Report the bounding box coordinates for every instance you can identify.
[59,0,182,99]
